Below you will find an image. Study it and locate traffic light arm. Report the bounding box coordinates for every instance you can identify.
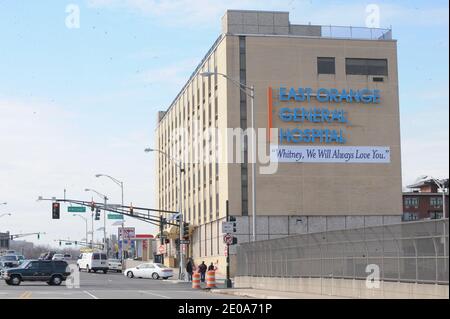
[39,198,180,227]
[10,232,46,240]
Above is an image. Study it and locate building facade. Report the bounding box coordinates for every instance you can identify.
[154,10,403,274]
[403,179,449,221]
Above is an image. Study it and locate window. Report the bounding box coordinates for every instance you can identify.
[317,57,335,74]
[402,212,419,221]
[404,197,419,208]
[430,211,443,219]
[346,58,388,75]
[430,197,443,207]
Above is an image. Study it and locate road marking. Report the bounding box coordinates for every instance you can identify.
[138,290,171,299]
[83,290,99,299]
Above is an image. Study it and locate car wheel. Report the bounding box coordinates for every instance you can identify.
[47,281,53,286]
[103,269,107,274]
[5,280,12,285]
[117,270,121,273]
[127,271,134,278]
[10,275,21,286]
[51,275,63,286]
[162,277,169,280]
[152,272,160,280]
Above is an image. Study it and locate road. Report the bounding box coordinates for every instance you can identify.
[0,270,247,299]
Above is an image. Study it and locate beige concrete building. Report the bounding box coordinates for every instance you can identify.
[154,10,402,274]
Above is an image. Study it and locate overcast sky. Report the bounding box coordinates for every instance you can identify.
[0,0,448,248]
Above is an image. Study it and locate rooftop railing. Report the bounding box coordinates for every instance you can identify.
[319,25,392,40]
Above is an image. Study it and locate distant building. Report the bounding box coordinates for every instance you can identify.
[0,232,10,253]
[402,179,449,221]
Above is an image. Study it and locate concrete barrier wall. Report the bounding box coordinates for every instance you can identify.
[234,276,449,299]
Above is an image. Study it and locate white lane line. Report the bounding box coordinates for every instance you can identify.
[83,290,99,299]
[138,290,171,299]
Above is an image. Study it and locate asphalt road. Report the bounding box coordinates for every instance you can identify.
[0,270,246,299]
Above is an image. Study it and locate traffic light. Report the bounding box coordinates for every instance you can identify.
[165,238,170,244]
[74,241,77,245]
[183,222,190,239]
[59,241,62,246]
[95,208,101,220]
[52,202,60,219]
[37,233,40,240]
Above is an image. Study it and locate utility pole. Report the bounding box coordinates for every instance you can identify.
[225,200,232,288]
[159,215,165,264]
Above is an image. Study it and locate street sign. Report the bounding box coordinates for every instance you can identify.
[224,234,233,245]
[180,239,190,244]
[68,206,86,213]
[158,245,166,254]
[108,214,124,220]
[222,221,236,233]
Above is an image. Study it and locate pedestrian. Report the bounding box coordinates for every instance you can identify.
[198,261,207,282]
[186,258,193,281]
[208,262,215,271]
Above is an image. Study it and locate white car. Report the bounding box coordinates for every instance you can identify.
[52,254,64,261]
[108,259,122,272]
[77,252,109,273]
[124,263,173,280]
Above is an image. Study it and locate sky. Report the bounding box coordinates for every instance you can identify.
[0,0,448,248]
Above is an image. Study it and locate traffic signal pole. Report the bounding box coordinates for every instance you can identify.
[225,200,232,288]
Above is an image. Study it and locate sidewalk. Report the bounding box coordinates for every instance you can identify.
[209,288,349,299]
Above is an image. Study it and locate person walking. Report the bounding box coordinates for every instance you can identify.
[198,261,207,282]
[208,262,215,271]
[186,258,193,281]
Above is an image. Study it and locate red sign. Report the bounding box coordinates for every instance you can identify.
[224,234,233,245]
[224,247,228,257]
[158,245,166,254]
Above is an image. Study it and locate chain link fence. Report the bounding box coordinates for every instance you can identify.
[236,219,449,284]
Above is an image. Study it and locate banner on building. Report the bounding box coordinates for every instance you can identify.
[270,145,390,163]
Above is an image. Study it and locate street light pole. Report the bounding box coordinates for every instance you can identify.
[73,214,88,247]
[85,188,108,252]
[96,174,125,260]
[200,72,257,242]
[145,148,186,280]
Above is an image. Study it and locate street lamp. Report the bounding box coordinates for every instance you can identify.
[96,174,125,261]
[85,188,108,252]
[73,214,88,247]
[200,71,257,242]
[145,147,186,280]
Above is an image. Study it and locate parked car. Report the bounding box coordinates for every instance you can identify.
[124,263,173,280]
[108,259,122,272]
[0,255,21,268]
[52,254,64,261]
[1,260,70,286]
[77,252,109,273]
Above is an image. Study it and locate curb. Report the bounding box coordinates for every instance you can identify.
[209,289,294,299]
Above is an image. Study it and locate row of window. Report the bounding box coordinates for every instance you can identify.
[402,211,444,221]
[404,197,443,208]
[317,57,388,76]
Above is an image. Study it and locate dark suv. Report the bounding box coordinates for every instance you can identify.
[2,260,71,286]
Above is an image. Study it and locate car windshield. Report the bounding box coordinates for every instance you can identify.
[54,254,63,257]
[18,261,31,268]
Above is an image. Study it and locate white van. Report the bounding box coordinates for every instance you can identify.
[77,252,109,273]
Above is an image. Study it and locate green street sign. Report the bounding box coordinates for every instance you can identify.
[65,242,72,245]
[68,206,86,213]
[108,214,124,220]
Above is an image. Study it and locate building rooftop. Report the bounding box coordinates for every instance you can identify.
[222,9,393,40]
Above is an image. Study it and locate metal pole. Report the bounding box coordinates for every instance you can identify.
[225,200,232,288]
[91,208,94,249]
[250,86,256,242]
[104,196,107,254]
[179,163,185,280]
[121,182,124,262]
[85,218,88,250]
